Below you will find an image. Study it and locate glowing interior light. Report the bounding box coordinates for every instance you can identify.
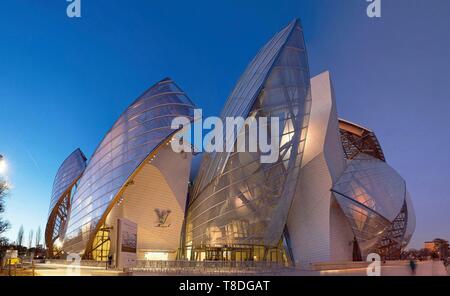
[144,252,169,261]
[54,238,63,249]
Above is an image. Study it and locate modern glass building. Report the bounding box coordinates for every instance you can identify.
[49,78,196,264]
[46,19,415,267]
[335,119,416,260]
[185,18,311,263]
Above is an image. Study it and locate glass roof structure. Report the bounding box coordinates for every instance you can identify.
[186,19,312,249]
[45,148,87,255]
[63,78,196,254]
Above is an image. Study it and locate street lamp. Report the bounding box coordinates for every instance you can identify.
[0,154,7,175]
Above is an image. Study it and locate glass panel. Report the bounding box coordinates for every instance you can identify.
[63,78,196,254]
[186,20,312,252]
[332,154,406,222]
[48,149,86,213]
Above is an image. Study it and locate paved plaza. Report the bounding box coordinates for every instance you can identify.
[23,260,449,276]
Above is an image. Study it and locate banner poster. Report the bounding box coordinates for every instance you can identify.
[117,218,137,269]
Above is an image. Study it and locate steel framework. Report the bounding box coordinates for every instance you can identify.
[45,184,74,258]
[376,201,408,259]
[89,225,112,261]
[338,119,385,161]
[45,149,86,258]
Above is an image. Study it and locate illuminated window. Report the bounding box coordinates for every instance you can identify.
[91,226,111,261]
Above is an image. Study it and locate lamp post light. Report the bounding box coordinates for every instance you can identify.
[0,154,6,175]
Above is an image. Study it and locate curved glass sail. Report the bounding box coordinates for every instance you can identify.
[333,154,405,222]
[63,78,196,254]
[191,19,304,199]
[186,19,311,250]
[45,148,86,255]
[332,153,408,255]
[371,190,415,258]
[332,191,392,255]
[48,149,86,213]
[403,190,416,245]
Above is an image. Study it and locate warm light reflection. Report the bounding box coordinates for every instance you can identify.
[350,183,373,230]
[144,252,169,261]
[54,238,63,249]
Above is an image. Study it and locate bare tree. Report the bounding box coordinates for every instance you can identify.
[0,180,10,245]
[35,226,41,248]
[16,225,24,247]
[28,229,34,249]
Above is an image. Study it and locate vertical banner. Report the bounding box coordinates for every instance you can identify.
[117,218,137,269]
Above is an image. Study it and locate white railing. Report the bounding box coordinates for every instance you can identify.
[130,260,293,275]
[42,259,294,275]
[44,259,108,268]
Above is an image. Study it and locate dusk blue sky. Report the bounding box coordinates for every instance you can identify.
[1,0,449,249]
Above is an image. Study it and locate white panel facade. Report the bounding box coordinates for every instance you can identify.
[329,196,354,261]
[106,144,192,261]
[287,71,350,268]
